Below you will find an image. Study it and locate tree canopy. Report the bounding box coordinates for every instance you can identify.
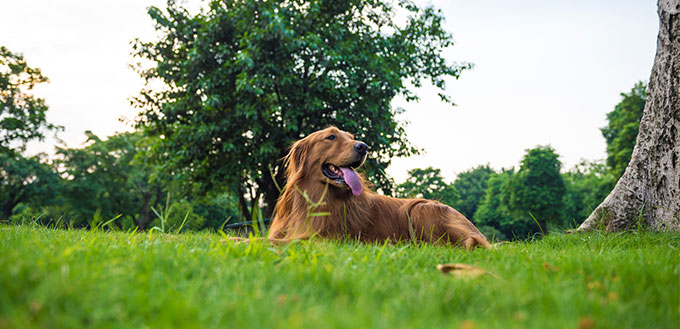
[601,82,646,180]
[452,165,493,219]
[6,130,240,231]
[0,152,60,220]
[0,46,60,155]
[56,131,164,229]
[506,146,565,233]
[562,160,614,226]
[473,170,515,241]
[132,0,470,218]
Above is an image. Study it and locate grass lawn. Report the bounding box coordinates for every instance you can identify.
[1,225,678,329]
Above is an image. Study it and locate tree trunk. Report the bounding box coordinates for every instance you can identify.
[236,183,252,221]
[578,0,680,232]
[1,190,22,221]
[260,161,285,219]
[1,204,14,221]
[136,193,152,230]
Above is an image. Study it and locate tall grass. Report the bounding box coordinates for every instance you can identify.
[0,224,678,329]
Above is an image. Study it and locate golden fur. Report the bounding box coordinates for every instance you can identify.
[268,127,489,249]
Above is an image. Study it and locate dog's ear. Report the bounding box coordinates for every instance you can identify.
[284,138,309,179]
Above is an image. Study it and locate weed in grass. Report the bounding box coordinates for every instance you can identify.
[528,211,544,235]
[150,192,173,233]
[636,204,647,234]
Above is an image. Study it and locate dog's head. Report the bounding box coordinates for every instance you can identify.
[285,126,368,196]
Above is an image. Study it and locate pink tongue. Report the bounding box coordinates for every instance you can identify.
[339,167,363,196]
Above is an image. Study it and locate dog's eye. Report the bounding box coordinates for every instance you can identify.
[326,135,336,140]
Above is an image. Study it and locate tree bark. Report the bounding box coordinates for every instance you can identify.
[578,0,680,232]
[136,193,152,230]
[260,161,285,219]
[1,203,15,221]
[1,189,23,221]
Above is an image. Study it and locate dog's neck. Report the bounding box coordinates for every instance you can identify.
[272,179,374,239]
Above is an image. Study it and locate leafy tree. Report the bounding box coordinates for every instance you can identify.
[562,160,615,227]
[601,82,646,180]
[132,0,470,218]
[0,153,60,220]
[55,131,241,230]
[57,131,166,229]
[396,167,458,207]
[506,146,565,234]
[452,165,494,219]
[0,46,60,155]
[473,170,527,240]
[472,170,514,241]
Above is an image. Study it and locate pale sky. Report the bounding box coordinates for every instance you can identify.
[1,0,658,184]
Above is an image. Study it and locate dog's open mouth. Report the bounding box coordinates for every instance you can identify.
[322,163,363,196]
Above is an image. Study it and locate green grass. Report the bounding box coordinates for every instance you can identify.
[1,225,678,329]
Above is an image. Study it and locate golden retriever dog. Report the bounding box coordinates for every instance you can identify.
[267,126,488,249]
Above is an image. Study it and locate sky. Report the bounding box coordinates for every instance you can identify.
[1,0,658,184]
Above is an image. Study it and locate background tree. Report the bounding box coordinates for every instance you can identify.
[132,0,470,219]
[54,130,240,230]
[396,167,458,207]
[56,131,166,229]
[562,160,615,227]
[0,46,60,155]
[601,82,646,180]
[452,165,493,219]
[472,170,515,241]
[0,153,60,221]
[506,146,565,234]
[578,0,679,232]
[0,46,62,222]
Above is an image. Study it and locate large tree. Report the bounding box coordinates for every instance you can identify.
[132,0,469,219]
[0,46,60,155]
[578,0,680,232]
[601,82,646,180]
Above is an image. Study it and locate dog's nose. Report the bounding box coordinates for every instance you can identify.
[354,142,368,155]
